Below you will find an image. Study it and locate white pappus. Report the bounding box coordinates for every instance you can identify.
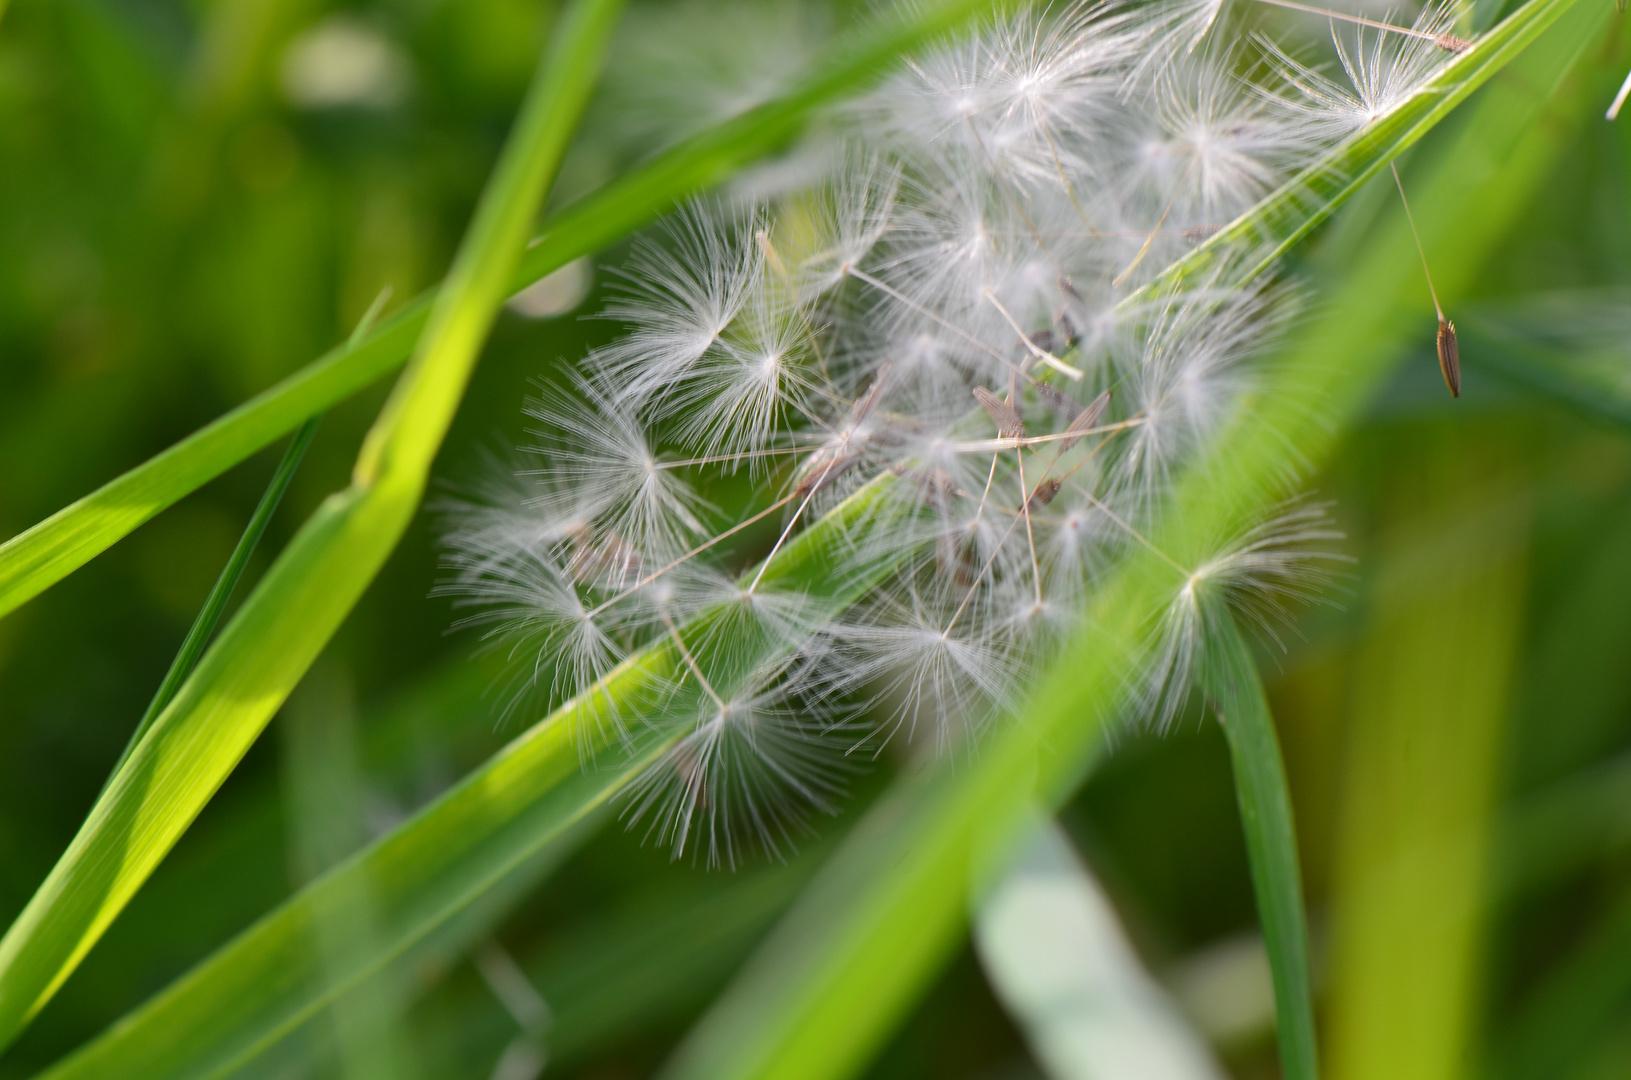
[441,0,1462,866]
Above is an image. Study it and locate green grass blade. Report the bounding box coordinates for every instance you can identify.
[0,0,994,625]
[0,0,624,1053]
[24,0,1604,1072]
[102,418,319,793]
[654,3,1612,1078]
[288,820,822,1080]
[1200,615,1318,1080]
[30,474,900,1080]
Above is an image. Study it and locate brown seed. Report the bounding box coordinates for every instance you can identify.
[1034,379,1077,418]
[1059,390,1112,452]
[973,386,1025,438]
[1435,33,1472,53]
[1183,224,1224,245]
[1437,317,1461,398]
[792,449,861,499]
[1027,478,1063,509]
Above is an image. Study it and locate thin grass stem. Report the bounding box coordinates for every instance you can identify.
[1200,611,1320,1080]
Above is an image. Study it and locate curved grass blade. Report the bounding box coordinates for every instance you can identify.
[30,3,1608,1075]
[1200,613,1318,1080]
[654,3,1613,1079]
[31,474,903,1080]
[0,0,626,1053]
[0,0,995,625]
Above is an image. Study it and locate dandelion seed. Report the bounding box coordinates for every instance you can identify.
[1061,390,1113,452]
[1250,0,1473,53]
[974,386,1026,438]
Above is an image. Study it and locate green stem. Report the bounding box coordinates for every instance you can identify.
[1201,612,1319,1080]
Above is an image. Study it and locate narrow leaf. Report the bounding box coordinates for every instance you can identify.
[31,0,1608,1074]
[653,4,1612,1079]
[1199,614,1318,1080]
[0,0,995,624]
[31,475,903,1080]
[0,0,625,1052]
[1459,317,1631,429]
[102,418,318,791]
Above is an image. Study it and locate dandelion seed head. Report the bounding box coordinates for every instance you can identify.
[441,0,1432,862]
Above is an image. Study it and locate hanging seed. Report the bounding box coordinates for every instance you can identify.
[1059,390,1112,452]
[1183,224,1224,245]
[1437,317,1461,398]
[1435,32,1472,52]
[973,386,1025,438]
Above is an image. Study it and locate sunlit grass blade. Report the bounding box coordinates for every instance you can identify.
[0,0,994,626]
[975,816,1227,1080]
[101,417,318,793]
[30,474,901,1080]
[0,0,625,1053]
[653,4,1612,1078]
[1200,615,1318,1080]
[25,0,1608,1073]
[1139,0,1593,304]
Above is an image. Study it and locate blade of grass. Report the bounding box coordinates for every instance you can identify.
[29,471,904,1080]
[0,0,625,1053]
[1201,614,1318,1080]
[0,0,995,625]
[33,4,1607,1076]
[654,4,1612,1079]
[1326,427,1530,1080]
[341,827,823,1080]
[100,417,318,793]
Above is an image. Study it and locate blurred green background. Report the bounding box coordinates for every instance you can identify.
[1,1,1630,1078]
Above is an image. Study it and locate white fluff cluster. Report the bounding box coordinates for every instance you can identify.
[442,0,1457,865]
